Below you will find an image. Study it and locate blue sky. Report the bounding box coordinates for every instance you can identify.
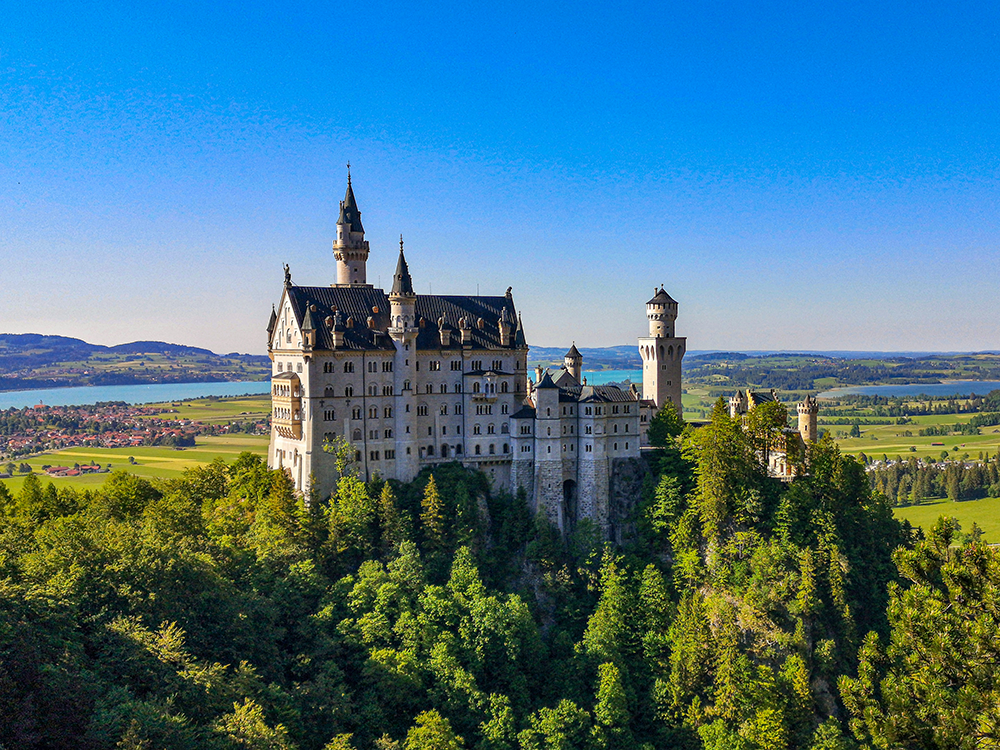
[2,1,998,354]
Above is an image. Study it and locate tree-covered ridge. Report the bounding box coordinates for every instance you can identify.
[0,402,933,749]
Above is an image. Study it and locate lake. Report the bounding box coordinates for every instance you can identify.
[529,369,641,385]
[818,381,1000,399]
[0,380,271,410]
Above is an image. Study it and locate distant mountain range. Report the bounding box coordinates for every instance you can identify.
[0,334,270,392]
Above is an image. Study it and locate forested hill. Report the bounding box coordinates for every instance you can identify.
[3,406,964,749]
[0,333,269,390]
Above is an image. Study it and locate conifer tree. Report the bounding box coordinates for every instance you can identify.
[420,475,446,553]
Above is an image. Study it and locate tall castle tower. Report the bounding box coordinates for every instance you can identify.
[388,237,420,480]
[638,287,685,414]
[564,344,582,383]
[797,396,819,444]
[333,170,371,286]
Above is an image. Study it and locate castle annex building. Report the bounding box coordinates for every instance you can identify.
[267,175,686,532]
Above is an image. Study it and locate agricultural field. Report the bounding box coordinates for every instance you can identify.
[824,413,1000,462]
[0,434,269,493]
[0,394,271,492]
[893,496,1000,542]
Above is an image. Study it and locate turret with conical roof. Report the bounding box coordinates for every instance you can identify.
[564,343,582,383]
[333,168,371,286]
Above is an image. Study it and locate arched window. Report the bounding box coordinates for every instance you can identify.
[352,429,362,441]
[473,382,481,393]
[500,381,508,393]
[345,385,354,397]
[475,445,481,455]
[489,444,495,454]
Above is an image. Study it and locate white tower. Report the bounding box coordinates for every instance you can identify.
[333,169,371,286]
[388,237,420,480]
[638,286,686,414]
[797,396,819,444]
[564,344,582,383]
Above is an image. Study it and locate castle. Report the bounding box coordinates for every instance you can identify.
[267,174,685,532]
[728,389,819,479]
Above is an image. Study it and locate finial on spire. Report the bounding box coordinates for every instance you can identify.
[346,161,351,183]
[400,234,404,253]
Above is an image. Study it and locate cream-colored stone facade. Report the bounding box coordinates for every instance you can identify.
[267,176,686,532]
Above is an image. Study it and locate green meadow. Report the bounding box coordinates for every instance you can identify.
[893,496,1000,541]
[1,395,271,492]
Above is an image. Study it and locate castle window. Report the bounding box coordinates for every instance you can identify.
[428,426,433,436]
[325,386,335,396]
[344,361,354,373]
[353,429,362,441]
[417,405,428,416]
[369,429,378,439]
[370,451,380,461]
[487,424,495,434]
[345,386,354,397]
[430,361,440,371]
[570,444,574,451]
[614,442,618,450]
[586,444,592,452]
[624,424,629,432]
[489,444,495,454]
[297,363,302,373]
[501,404,508,415]
[451,361,461,371]
[440,405,448,415]
[369,407,378,419]
[352,407,362,419]
[625,442,629,450]
[383,385,394,396]
[404,380,410,390]
[456,444,463,455]
[493,360,502,370]
[324,410,335,421]
[614,424,618,433]
[547,446,551,454]
[586,426,592,434]
[384,406,393,418]
[440,384,447,393]
[416,361,420,371]
[455,383,462,393]
[441,444,449,457]
[624,405,631,413]
[382,361,393,372]
[427,445,434,456]
[355,450,361,461]
[473,382,481,393]
[442,426,447,435]
[501,382,508,393]
[384,429,393,438]
[277,362,283,372]
[503,443,508,453]
[455,404,463,415]
[475,445,481,455]
[474,424,481,435]
[501,424,509,434]
[546,408,551,417]
[472,360,482,370]
[585,407,592,415]
[368,361,377,373]
[425,384,433,394]
[613,405,619,414]
[406,447,411,455]
[369,384,378,396]
[457,425,461,434]
[385,450,395,459]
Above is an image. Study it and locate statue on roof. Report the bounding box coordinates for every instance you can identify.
[283,263,291,286]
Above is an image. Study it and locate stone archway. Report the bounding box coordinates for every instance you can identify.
[563,479,578,536]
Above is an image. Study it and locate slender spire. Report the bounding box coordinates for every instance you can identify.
[514,312,527,347]
[391,235,414,295]
[338,168,364,233]
[267,304,277,334]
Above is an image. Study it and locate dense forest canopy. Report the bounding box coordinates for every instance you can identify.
[1,402,990,749]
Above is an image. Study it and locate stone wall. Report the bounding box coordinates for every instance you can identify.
[606,455,652,545]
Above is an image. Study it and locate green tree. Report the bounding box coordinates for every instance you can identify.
[647,401,684,447]
[420,475,446,554]
[404,710,464,750]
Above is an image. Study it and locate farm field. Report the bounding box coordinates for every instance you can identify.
[826,413,1000,462]
[893,496,1000,542]
[0,434,269,493]
[142,394,272,425]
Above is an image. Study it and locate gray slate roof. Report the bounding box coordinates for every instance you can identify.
[281,285,522,352]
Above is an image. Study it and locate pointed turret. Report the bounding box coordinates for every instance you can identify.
[564,343,582,383]
[338,171,365,234]
[391,236,415,295]
[301,304,316,351]
[333,168,371,286]
[267,305,277,334]
[514,313,527,347]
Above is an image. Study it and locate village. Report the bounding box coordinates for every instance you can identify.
[0,400,269,467]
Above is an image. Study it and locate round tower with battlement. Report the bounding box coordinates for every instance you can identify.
[797,396,819,443]
[638,286,686,414]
